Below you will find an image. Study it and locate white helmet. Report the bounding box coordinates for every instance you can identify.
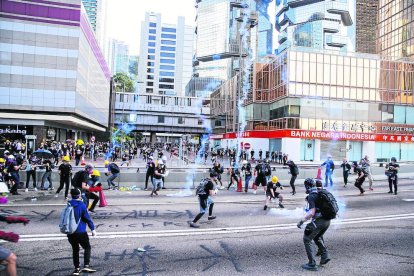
[162,156,167,162]
[158,159,164,165]
[8,155,15,159]
[242,160,248,165]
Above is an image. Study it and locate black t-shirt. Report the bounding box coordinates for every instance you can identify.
[307,192,320,217]
[213,164,223,174]
[59,163,72,175]
[266,181,281,194]
[200,179,214,199]
[386,162,399,175]
[43,160,53,172]
[242,164,252,176]
[8,161,19,173]
[73,171,88,189]
[255,163,266,178]
[146,161,155,174]
[341,162,351,172]
[154,166,165,179]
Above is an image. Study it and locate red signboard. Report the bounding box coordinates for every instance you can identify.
[243,143,251,150]
[210,130,414,143]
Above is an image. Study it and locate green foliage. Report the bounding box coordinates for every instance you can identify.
[113,72,135,92]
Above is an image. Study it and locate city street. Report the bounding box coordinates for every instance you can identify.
[2,179,414,275]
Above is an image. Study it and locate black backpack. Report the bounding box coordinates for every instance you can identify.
[317,190,339,220]
[110,163,120,173]
[196,178,210,196]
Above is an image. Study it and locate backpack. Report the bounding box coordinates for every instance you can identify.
[361,167,369,177]
[196,178,210,196]
[317,190,339,220]
[257,164,266,177]
[110,163,120,173]
[330,161,335,171]
[59,202,80,234]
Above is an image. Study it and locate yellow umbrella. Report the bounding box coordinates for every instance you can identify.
[76,139,84,146]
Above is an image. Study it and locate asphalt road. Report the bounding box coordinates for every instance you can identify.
[1,179,414,276]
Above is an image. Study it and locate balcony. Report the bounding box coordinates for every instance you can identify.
[322,20,340,33]
[325,34,348,47]
[278,32,288,44]
[326,1,353,26]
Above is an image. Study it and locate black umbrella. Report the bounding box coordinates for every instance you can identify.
[32,149,54,159]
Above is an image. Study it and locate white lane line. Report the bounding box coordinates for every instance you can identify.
[8,213,414,242]
[402,199,414,202]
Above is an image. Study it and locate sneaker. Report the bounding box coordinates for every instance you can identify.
[34,187,38,192]
[301,263,318,271]
[388,191,393,194]
[369,187,374,191]
[189,222,200,228]
[72,268,81,275]
[82,265,97,273]
[278,203,285,208]
[359,192,365,196]
[54,194,59,198]
[144,188,148,191]
[25,188,28,193]
[320,258,331,266]
[208,216,216,220]
[244,189,248,193]
[89,209,95,213]
[48,187,54,191]
[394,192,397,195]
[11,192,20,195]
[263,205,268,210]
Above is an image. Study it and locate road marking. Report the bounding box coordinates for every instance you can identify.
[402,199,414,202]
[7,213,414,242]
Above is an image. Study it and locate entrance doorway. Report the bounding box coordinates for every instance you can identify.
[300,139,315,161]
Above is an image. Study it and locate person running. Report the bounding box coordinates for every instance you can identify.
[150,160,166,196]
[144,156,155,191]
[55,156,72,199]
[7,155,21,196]
[253,159,267,194]
[66,188,97,275]
[321,155,335,187]
[297,178,336,271]
[286,160,299,195]
[227,162,240,190]
[189,171,218,228]
[360,155,373,191]
[385,157,399,195]
[106,162,120,190]
[211,160,224,189]
[354,165,368,196]
[264,176,284,210]
[340,159,351,187]
[241,160,252,193]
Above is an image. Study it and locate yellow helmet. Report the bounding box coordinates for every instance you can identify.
[271,176,279,183]
[0,158,4,163]
[63,156,70,162]
[92,169,101,177]
[104,160,109,165]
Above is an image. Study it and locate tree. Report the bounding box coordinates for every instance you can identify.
[113,72,135,92]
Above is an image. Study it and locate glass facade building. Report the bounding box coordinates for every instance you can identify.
[211,48,414,161]
[377,0,414,60]
[356,0,378,54]
[0,0,110,143]
[275,0,355,53]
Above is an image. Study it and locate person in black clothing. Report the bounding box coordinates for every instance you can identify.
[56,156,72,199]
[253,159,267,194]
[283,154,288,165]
[241,160,252,193]
[250,149,255,161]
[227,162,240,190]
[25,154,38,192]
[7,156,21,195]
[297,178,331,271]
[144,156,155,191]
[75,148,83,166]
[189,172,217,228]
[354,165,367,196]
[385,157,399,195]
[73,165,99,212]
[340,159,351,187]
[286,160,299,195]
[150,161,166,196]
[264,176,284,210]
[211,160,224,188]
[278,152,283,164]
[258,149,263,160]
[40,158,53,190]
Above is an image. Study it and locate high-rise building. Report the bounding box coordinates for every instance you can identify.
[82,0,107,58]
[128,55,139,79]
[275,0,355,53]
[137,12,193,96]
[377,0,414,60]
[356,0,378,54]
[108,39,130,75]
[0,0,111,143]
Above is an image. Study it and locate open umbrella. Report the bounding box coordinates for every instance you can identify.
[32,149,54,159]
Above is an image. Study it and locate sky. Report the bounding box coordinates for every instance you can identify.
[106,0,196,55]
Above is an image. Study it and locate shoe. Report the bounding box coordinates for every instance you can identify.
[189,222,200,228]
[144,188,148,191]
[208,216,216,220]
[263,205,268,210]
[72,268,81,275]
[320,258,331,265]
[369,188,374,191]
[359,192,364,196]
[49,187,54,191]
[150,192,154,197]
[34,187,38,191]
[82,265,97,273]
[25,188,28,193]
[54,194,59,198]
[154,191,158,195]
[244,189,248,193]
[89,209,95,213]
[394,192,397,195]
[316,250,321,257]
[388,191,393,194]
[278,203,285,208]
[301,263,318,271]
[344,184,347,188]
[162,187,166,189]
[292,191,296,195]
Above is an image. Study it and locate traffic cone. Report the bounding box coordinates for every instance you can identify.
[237,178,243,192]
[99,189,108,207]
[316,167,322,180]
[80,156,86,166]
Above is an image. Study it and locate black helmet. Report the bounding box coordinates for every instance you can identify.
[391,157,397,162]
[257,159,263,163]
[210,171,219,178]
[304,178,315,193]
[315,179,323,188]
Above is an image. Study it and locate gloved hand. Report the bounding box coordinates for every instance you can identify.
[5,216,30,225]
[91,230,97,237]
[0,231,19,243]
[297,220,304,229]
